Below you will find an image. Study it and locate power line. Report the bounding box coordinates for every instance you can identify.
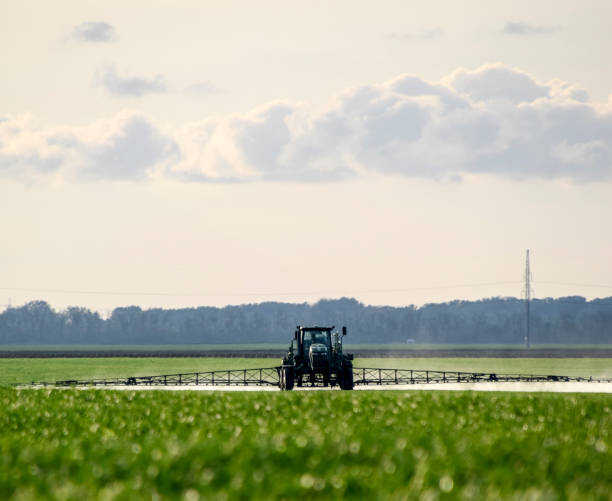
[0,281,521,298]
[2,281,612,309]
[536,281,612,289]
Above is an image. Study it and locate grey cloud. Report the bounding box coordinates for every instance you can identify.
[281,86,432,179]
[99,67,167,97]
[479,104,612,182]
[76,115,177,180]
[234,104,294,179]
[0,151,63,179]
[389,75,468,111]
[570,89,589,102]
[72,21,116,43]
[502,21,556,35]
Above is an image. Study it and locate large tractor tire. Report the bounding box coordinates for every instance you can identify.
[281,366,294,391]
[340,365,354,390]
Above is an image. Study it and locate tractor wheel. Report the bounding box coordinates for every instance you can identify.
[279,369,285,390]
[281,366,294,391]
[340,366,354,390]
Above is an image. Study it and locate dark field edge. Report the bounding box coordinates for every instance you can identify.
[3,343,610,351]
[2,349,612,358]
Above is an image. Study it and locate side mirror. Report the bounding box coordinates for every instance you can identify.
[342,326,347,337]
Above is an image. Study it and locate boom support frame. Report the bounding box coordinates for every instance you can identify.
[24,366,611,388]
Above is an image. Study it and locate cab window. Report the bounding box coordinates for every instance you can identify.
[313,331,329,345]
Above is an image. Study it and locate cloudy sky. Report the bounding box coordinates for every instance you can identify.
[2,0,612,312]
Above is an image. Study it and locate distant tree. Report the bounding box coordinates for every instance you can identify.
[0,296,610,345]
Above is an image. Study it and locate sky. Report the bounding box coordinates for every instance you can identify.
[1,0,612,313]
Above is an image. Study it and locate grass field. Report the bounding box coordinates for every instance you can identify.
[0,358,271,386]
[1,388,610,500]
[0,344,288,352]
[1,357,611,386]
[360,358,612,377]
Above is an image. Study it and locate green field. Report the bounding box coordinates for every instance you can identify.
[1,357,611,386]
[0,358,271,386]
[360,358,612,378]
[1,388,610,500]
[0,344,287,352]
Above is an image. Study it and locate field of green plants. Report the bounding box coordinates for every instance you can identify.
[1,356,611,386]
[1,388,610,500]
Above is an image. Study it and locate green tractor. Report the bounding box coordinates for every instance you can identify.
[279,326,354,390]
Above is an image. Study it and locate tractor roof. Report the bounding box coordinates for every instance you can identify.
[297,326,334,331]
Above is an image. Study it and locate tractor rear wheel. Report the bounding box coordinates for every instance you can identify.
[281,366,294,391]
[340,365,354,390]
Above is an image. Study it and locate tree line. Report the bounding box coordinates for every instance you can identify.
[0,296,611,345]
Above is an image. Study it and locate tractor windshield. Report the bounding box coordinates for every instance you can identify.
[305,330,330,346]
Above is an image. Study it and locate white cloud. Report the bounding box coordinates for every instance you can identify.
[98,67,167,97]
[0,111,176,182]
[445,64,549,104]
[72,21,116,43]
[2,64,611,183]
[0,114,65,181]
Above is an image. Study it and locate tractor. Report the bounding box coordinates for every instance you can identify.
[279,325,354,390]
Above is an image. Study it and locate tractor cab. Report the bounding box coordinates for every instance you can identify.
[300,328,331,352]
[298,327,332,371]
